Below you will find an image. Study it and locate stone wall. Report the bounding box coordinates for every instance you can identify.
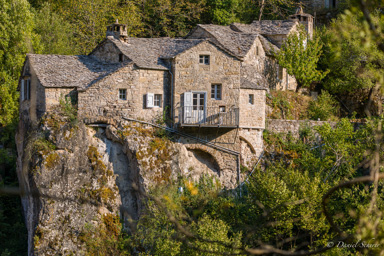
[91,40,127,63]
[45,88,76,111]
[78,65,167,123]
[263,58,297,91]
[266,119,336,136]
[242,38,266,71]
[173,41,241,123]
[239,89,265,128]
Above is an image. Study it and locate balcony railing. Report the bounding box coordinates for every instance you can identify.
[179,106,239,127]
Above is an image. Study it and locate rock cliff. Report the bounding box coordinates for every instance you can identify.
[16,112,238,255]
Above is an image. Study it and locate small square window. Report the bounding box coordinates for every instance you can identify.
[199,55,210,65]
[154,94,162,107]
[211,84,222,100]
[219,106,226,112]
[249,94,254,105]
[119,89,127,100]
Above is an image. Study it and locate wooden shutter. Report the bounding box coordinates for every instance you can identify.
[146,93,154,108]
[183,92,192,118]
[20,80,24,101]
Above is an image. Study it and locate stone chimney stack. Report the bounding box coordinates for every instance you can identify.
[106,20,128,41]
[288,7,314,39]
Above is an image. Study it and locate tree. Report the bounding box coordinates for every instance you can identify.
[276,27,329,92]
[136,0,206,37]
[0,0,40,126]
[46,0,143,54]
[318,11,384,116]
[257,0,296,21]
[34,2,80,55]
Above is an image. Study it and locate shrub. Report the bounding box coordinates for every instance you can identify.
[59,95,77,126]
[308,90,339,121]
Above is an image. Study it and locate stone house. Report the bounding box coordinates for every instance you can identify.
[18,10,313,173]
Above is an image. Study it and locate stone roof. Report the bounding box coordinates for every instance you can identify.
[258,35,279,56]
[231,20,297,35]
[109,37,205,70]
[188,24,258,58]
[27,54,121,88]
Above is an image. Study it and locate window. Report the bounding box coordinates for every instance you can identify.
[119,54,124,62]
[219,106,226,112]
[211,84,222,100]
[199,55,210,65]
[119,89,127,100]
[154,94,162,107]
[21,79,31,101]
[249,94,254,105]
[256,46,259,56]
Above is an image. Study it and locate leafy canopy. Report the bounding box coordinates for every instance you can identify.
[275,27,329,91]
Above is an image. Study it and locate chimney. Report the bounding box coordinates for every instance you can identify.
[106,20,128,41]
[288,8,314,39]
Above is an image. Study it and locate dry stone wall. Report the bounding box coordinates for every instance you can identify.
[266,119,336,137]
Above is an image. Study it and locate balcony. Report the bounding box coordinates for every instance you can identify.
[178,106,239,128]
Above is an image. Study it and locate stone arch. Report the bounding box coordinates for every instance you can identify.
[239,136,256,154]
[185,144,225,172]
[239,136,257,169]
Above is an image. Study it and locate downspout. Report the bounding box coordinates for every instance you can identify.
[238,154,241,197]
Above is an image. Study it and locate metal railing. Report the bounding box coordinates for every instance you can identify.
[179,106,239,127]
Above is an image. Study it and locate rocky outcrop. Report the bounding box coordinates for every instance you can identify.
[16,112,239,255]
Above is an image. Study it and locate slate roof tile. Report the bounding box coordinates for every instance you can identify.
[27,54,122,89]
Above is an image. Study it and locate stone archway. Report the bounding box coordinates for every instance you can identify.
[239,136,257,169]
[185,144,226,172]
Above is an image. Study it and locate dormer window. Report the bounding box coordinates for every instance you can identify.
[199,55,210,65]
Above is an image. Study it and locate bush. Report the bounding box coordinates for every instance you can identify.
[308,91,339,121]
[59,95,77,126]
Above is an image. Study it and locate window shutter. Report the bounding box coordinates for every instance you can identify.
[146,93,154,108]
[21,80,25,101]
[183,92,192,118]
[184,92,192,107]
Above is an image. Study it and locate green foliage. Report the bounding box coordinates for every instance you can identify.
[34,2,80,55]
[0,0,40,126]
[183,214,243,255]
[80,213,129,256]
[203,0,240,25]
[47,0,143,54]
[308,90,339,121]
[276,27,329,91]
[59,95,78,126]
[266,91,313,120]
[318,10,384,116]
[137,0,205,38]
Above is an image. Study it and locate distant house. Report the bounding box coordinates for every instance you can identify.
[19,10,313,169]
